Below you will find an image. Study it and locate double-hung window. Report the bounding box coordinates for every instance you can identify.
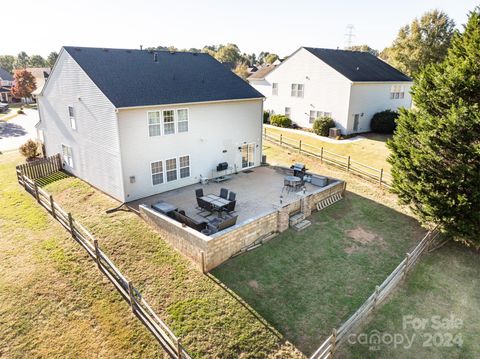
[148,111,161,136]
[151,160,164,185]
[177,109,188,133]
[272,83,278,95]
[291,84,304,97]
[285,107,291,118]
[179,155,190,178]
[390,85,405,99]
[309,110,317,123]
[68,106,76,130]
[166,158,177,182]
[62,144,74,168]
[163,110,175,135]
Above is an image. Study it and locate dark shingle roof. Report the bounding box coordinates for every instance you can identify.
[303,47,411,82]
[0,68,13,81]
[247,64,277,80]
[63,46,263,108]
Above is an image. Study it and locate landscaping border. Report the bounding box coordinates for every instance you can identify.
[16,157,192,359]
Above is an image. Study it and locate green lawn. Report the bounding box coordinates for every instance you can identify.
[264,125,392,171]
[212,191,425,356]
[338,241,480,359]
[0,151,301,358]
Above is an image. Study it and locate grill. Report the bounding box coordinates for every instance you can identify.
[216,162,228,171]
[290,163,307,179]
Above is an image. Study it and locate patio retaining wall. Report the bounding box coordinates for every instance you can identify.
[139,180,345,271]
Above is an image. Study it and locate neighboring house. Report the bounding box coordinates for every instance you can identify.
[26,67,51,100]
[248,47,412,134]
[37,46,264,202]
[0,68,13,103]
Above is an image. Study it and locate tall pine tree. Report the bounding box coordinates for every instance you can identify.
[388,8,480,249]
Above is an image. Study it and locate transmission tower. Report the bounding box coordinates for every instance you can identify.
[345,24,355,48]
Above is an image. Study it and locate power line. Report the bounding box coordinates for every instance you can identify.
[345,24,355,48]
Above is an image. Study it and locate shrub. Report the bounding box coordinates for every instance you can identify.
[17,108,24,114]
[19,139,39,159]
[270,114,292,128]
[263,111,270,123]
[370,110,399,133]
[312,116,335,136]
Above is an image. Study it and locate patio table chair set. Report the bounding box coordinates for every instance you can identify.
[195,188,236,218]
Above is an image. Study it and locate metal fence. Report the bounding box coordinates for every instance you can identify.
[309,227,440,359]
[263,129,393,187]
[16,164,192,359]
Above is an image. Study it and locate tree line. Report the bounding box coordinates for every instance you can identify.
[0,52,59,73]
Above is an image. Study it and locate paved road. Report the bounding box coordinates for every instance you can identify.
[0,109,39,152]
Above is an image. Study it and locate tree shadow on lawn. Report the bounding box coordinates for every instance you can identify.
[211,191,426,356]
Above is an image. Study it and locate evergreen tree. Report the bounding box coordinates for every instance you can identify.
[388,8,480,249]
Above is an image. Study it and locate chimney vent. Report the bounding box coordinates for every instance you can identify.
[153,52,158,62]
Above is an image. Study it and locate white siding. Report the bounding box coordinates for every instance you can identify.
[117,99,263,201]
[348,82,413,133]
[251,48,352,132]
[37,50,125,201]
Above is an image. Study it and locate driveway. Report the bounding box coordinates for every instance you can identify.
[0,109,39,152]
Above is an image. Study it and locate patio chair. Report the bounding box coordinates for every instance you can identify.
[224,200,236,214]
[228,191,236,201]
[195,188,204,198]
[220,188,228,199]
[197,198,214,217]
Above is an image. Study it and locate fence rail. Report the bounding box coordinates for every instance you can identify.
[263,129,392,187]
[310,227,440,359]
[16,164,192,359]
[16,153,63,180]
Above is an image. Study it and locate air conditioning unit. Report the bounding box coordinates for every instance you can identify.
[329,127,341,138]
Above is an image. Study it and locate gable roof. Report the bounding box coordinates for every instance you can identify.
[303,47,411,82]
[0,68,13,81]
[247,64,277,81]
[62,46,263,108]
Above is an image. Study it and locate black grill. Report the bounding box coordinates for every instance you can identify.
[216,162,228,171]
[290,163,307,179]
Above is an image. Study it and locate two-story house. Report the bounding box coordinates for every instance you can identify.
[0,67,13,103]
[37,46,264,202]
[248,47,412,134]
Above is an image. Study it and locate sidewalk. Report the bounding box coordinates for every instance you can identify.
[0,109,39,152]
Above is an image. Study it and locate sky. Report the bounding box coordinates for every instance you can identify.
[1,0,478,58]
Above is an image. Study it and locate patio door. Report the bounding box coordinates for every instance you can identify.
[241,143,255,169]
[353,114,360,132]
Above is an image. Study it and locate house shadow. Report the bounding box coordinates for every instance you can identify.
[360,132,392,143]
[210,190,425,356]
[0,122,27,138]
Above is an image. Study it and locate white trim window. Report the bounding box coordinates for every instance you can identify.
[285,107,291,118]
[177,109,188,133]
[179,155,190,178]
[390,85,405,99]
[151,160,164,185]
[62,144,73,168]
[291,83,304,97]
[166,158,177,182]
[68,106,76,130]
[163,110,175,135]
[148,111,161,136]
[272,83,278,96]
[309,110,318,123]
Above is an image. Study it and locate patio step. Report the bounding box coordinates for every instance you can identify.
[289,212,306,226]
[316,193,343,211]
[293,219,311,232]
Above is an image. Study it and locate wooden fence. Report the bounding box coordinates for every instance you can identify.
[16,153,63,180]
[263,129,393,187]
[309,227,441,359]
[16,168,192,359]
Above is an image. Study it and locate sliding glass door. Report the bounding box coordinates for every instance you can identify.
[241,143,255,169]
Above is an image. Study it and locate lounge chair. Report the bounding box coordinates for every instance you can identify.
[220,188,228,199]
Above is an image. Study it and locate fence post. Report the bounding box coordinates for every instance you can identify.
[298,140,302,153]
[21,170,27,190]
[68,213,74,237]
[94,239,102,269]
[50,195,56,218]
[379,168,384,186]
[264,127,267,139]
[128,281,136,313]
[347,156,351,172]
[330,328,337,355]
[177,338,182,358]
[34,182,40,203]
[373,285,380,310]
[404,253,411,278]
[320,147,324,163]
[280,134,283,146]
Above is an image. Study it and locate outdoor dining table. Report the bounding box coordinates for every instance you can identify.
[200,194,230,214]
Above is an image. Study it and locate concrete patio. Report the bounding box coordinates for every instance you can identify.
[129,165,337,226]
